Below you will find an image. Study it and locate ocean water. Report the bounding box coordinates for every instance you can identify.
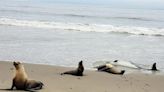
[0,0,164,71]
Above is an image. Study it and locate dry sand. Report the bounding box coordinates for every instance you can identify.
[0,61,164,92]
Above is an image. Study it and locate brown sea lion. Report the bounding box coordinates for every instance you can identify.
[61,60,84,76]
[11,61,43,91]
[96,64,125,75]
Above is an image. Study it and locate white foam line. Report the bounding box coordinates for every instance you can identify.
[0,18,164,36]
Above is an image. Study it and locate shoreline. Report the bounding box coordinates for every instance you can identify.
[0,61,164,92]
[1,60,163,75]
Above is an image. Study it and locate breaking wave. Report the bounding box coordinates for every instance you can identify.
[0,18,164,36]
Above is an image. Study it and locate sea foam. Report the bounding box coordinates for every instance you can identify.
[0,18,164,36]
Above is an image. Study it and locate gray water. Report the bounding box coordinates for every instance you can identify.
[0,0,164,70]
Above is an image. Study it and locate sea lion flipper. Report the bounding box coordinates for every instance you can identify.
[61,61,84,76]
[10,79,15,90]
[63,70,77,75]
[96,64,125,75]
[97,65,108,71]
[61,71,76,75]
[25,81,43,91]
[10,84,14,90]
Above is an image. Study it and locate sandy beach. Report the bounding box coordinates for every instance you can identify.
[1,0,164,92]
[0,61,164,92]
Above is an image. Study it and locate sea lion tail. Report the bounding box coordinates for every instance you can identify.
[33,82,44,90]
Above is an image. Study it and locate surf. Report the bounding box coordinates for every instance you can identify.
[0,17,164,36]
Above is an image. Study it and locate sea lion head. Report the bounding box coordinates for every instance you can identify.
[152,62,157,71]
[13,61,21,70]
[120,70,125,75]
[79,60,83,66]
[114,60,118,62]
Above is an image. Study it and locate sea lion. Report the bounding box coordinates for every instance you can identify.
[11,61,43,91]
[96,63,125,75]
[113,60,159,71]
[61,60,84,76]
[151,62,158,71]
[112,60,138,69]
